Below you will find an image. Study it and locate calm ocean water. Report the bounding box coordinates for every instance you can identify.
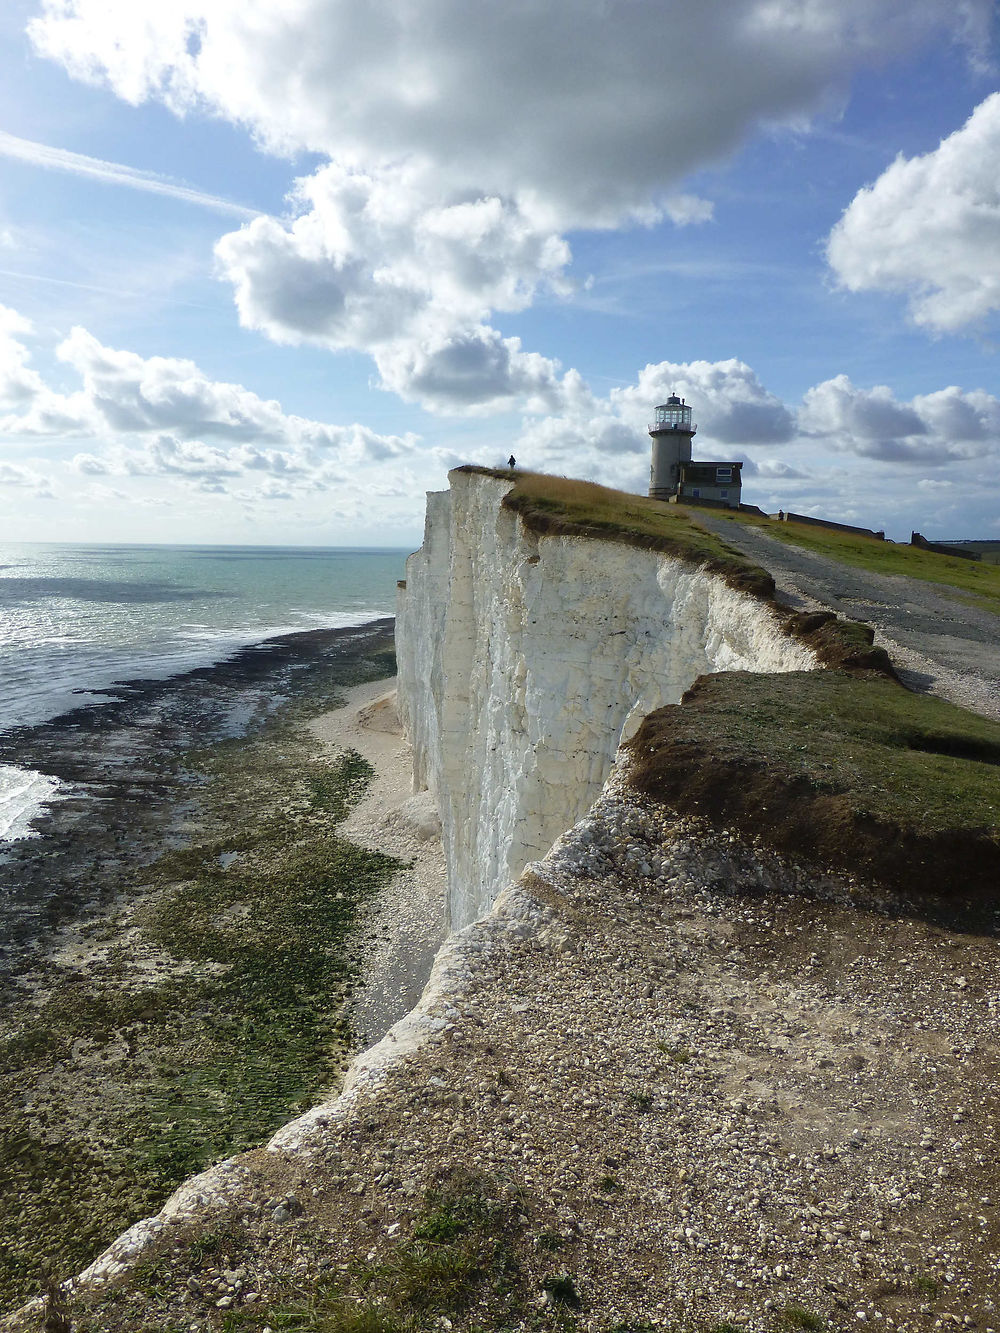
[0,543,406,840]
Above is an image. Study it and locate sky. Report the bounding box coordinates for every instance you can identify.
[2,2,1000,546]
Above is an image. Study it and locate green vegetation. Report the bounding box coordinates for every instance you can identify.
[627,668,1000,907]
[0,651,399,1310]
[778,1306,826,1331]
[453,467,776,598]
[714,509,1000,615]
[201,1178,548,1333]
[541,1273,581,1308]
[57,1177,588,1332]
[656,1041,692,1064]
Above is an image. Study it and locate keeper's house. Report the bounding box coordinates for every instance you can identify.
[676,459,742,508]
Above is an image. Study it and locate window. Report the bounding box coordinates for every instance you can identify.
[720,490,729,499]
[716,466,732,482]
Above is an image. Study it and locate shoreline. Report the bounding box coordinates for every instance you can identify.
[0,619,427,1312]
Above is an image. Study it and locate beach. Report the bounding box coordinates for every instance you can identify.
[0,618,445,1312]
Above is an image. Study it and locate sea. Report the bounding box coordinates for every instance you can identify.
[0,543,407,843]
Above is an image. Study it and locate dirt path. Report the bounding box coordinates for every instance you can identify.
[693,513,1000,720]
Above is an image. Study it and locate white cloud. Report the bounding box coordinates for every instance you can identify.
[214,162,576,409]
[6,302,1000,536]
[621,361,796,446]
[827,92,1000,331]
[513,357,798,497]
[800,374,1000,461]
[0,304,418,511]
[509,360,1000,536]
[0,304,91,431]
[30,1,991,225]
[0,460,54,496]
[30,0,992,410]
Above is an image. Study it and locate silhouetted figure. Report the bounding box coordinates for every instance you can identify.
[508,455,516,469]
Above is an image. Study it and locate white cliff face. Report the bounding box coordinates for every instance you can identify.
[397,471,817,928]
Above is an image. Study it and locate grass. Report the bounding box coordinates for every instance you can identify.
[714,508,1000,615]
[189,1177,544,1333]
[656,1041,692,1063]
[778,1307,826,1331]
[0,647,400,1312]
[913,1274,941,1298]
[626,668,1000,908]
[453,467,776,599]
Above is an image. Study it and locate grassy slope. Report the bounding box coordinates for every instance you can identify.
[627,670,1000,911]
[711,509,1000,615]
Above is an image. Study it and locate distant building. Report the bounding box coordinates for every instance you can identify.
[648,396,742,509]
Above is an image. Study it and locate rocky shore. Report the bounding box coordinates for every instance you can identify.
[0,621,434,1314]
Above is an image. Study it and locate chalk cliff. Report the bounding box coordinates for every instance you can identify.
[397,469,816,927]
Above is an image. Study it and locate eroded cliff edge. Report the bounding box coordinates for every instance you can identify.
[396,469,816,927]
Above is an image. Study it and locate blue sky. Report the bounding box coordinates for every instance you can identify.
[2,0,1000,545]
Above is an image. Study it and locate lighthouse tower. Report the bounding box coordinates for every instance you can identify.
[648,395,696,501]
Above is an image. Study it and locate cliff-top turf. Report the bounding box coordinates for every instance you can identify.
[453,466,776,598]
[626,669,1000,916]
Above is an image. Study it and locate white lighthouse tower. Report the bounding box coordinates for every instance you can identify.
[648,394,696,501]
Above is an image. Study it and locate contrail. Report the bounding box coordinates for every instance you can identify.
[0,130,260,220]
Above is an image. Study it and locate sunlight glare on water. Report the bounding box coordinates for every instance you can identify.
[0,541,405,840]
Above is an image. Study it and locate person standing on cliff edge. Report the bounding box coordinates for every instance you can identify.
[508,455,516,470]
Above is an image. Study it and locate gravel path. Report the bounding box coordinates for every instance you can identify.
[692,514,1000,721]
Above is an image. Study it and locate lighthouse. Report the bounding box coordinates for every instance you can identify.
[648,395,696,500]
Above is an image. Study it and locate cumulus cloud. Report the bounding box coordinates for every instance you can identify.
[620,360,796,446]
[0,318,414,464]
[0,303,417,511]
[30,0,992,410]
[0,304,92,433]
[828,93,1000,331]
[800,374,1000,462]
[507,358,1000,531]
[30,1,991,225]
[214,163,576,409]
